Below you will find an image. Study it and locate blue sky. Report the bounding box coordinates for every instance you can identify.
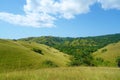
[0,0,120,39]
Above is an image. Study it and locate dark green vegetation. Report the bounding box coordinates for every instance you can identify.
[20,33,120,66]
[0,39,69,72]
[116,56,120,67]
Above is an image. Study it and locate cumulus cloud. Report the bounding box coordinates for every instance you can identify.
[0,12,55,28]
[98,0,120,10]
[0,0,96,28]
[0,0,120,28]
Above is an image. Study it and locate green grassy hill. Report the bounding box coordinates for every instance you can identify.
[19,33,120,66]
[93,41,120,66]
[0,39,70,72]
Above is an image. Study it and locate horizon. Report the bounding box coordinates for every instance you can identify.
[1,32,120,40]
[0,0,120,39]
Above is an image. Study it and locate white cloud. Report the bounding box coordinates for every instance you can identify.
[0,0,96,28]
[0,12,55,28]
[24,0,96,19]
[0,0,120,28]
[98,0,120,10]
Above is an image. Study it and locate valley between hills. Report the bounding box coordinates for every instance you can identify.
[0,33,120,80]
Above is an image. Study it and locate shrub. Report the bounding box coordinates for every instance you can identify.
[69,52,94,66]
[32,48,43,55]
[101,49,107,53]
[94,57,111,66]
[116,56,120,67]
[43,60,58,67]
[13,39,17,41]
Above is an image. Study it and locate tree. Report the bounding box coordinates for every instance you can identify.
[32,48,43,55]
[69,52,94,66]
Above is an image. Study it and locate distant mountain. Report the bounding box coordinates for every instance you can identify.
[0,39,70,72]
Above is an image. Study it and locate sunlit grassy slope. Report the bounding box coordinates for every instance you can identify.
[0,39,70,72]
[0,67,120,80]
[93,41,120,66]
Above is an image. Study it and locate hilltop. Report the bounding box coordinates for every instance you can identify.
[19,33,120,55]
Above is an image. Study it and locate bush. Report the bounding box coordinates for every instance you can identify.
[69,52,94,66]
[32,48,43,55]
[116,56,120,67]
[93,57,111,66]
[13,39,17,41]
[43,60,58,67]
[101,49,107,53]
[69,56,81,66]
[94,58,104,66]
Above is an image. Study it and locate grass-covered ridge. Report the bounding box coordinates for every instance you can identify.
[93,41,120,67]
[0,67,120,80]
[0,39,70,72]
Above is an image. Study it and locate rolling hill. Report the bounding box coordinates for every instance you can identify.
[19,33,120,55]
[93,41,120,67]
[0,33,120,73]
[0,39,70,72]
[19,33,120,66]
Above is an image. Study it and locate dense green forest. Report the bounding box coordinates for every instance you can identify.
[19,33,120,66]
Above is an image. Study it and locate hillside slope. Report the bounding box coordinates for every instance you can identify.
[19,33,120,66]
[93,41,120,66]
[0,39,69,72]
[19,33,120,55]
